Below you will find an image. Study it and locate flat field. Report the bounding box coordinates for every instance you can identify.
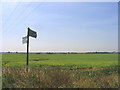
[2,53,118,68]
[2,53,119,88]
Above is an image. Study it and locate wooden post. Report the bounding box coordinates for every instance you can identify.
[26,27,29,72]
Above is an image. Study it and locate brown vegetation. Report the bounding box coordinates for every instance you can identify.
[2,66,119,88]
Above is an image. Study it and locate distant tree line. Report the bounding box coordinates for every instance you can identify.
[2,51,118,54]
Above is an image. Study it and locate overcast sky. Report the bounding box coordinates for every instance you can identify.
[1,2,118,52]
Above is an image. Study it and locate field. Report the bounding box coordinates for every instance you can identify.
[2,53,118,68]
[2,53,119,88]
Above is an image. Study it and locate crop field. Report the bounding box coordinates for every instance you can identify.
[2,53,118,68]
[2,53,119,88]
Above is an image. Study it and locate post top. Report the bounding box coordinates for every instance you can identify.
[28,27,30,30]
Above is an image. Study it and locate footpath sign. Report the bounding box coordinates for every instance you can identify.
[29,28,37,38]
[22,36,27,44]
[22,27,37,72]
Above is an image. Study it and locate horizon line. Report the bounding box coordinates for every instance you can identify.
[0,51,118,53]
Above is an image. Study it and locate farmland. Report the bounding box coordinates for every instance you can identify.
[2,53,118,68]
[2,53,119,88]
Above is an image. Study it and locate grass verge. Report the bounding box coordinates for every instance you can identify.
[2,66,119,88]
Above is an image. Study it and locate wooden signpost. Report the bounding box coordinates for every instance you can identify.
[22,27,37,72]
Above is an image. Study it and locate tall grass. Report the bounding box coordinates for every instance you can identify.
[2,66,119,88]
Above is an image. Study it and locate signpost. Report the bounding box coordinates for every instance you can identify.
[22,27,37,72]
[22,36,27,44]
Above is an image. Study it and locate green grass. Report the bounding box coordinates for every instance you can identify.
[2,53,118,69]
[2,53,119,88]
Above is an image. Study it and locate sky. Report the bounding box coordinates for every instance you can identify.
[1,2,118,52]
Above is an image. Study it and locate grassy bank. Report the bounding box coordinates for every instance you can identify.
[2,66,119,88]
